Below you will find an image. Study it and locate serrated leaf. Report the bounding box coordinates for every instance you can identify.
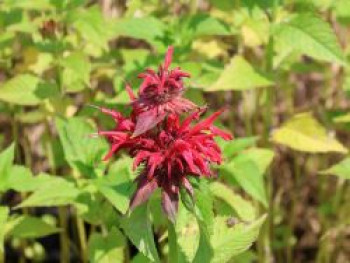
[56,117,108,177]
[0,74,58,105]
[0,144,14,192]
[186,14,230,37]
[120,204,160,262]
[60,52,91,92]
[211,215,266,263]
[274,14,345,64]
[88,228,125,263]
[113,17,165,46]
[0,206,9,258]
[271,112,348,153]
[6,216,59,238]
[69,6,114,51]
[319,158,350,179]
[207,56,272,91]
[17,177,79,208]
[94,158,134,214]
[223,156,268,207]
[210,182,256,221]
[242,148,274,175]
[221,137,258,159]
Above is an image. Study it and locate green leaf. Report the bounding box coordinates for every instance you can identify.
[242,149,274,175]
[120,204,160,262]
[221,137,259,159]
[0,74,58,105]
[211,215,266,262]
[60,52,91,93]
[68,6,115,51]
[206,56,272,91]
[56,117,108,177]
[16,176,79,208]
[193,180,214,233]
[6,167,54,192]
[210,182,256,222]
[274,14,345,64]
[319,158,350,179]
[0,206,9,258]
[271,112,348,153]
[88,228,125,263]
[113,17,165,46]
[94,158,135,214]
[0,144,14,192]
[186,14,230,37]
[6,216,59,239]
[223,156,268,207]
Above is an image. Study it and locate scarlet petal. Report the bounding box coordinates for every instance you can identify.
[210,126,233,140]
[125,83,136,101]
[103,142,122,161]
[130,176,158,211]
[163,46,174,71]
[133,108,167,137]
[190,109,225,135]
[161,189,179,223]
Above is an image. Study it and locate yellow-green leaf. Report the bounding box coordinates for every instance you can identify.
[206,56,272,91]
[272,112,348,153]
[319,158,350,179]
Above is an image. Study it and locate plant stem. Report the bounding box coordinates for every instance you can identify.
[167,220,178,263]
[43,120,70,263]
[76,215,88,263]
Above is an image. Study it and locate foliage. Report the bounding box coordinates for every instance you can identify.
[0,0,350,262]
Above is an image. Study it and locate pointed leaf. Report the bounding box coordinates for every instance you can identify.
[6,216,59,238]
[17,177,79,208]
[210,182,256,221]
[271,112,348,153]
[120,204,160,262]
[319,158,350,179]
[88,228,125,263]
[274,14,345,64]
[133,109,166,137]
[0,144,14,192]
[206,56,272,91]
[0,206,9,258]
[0,74,58,105]
[211,215,266,262]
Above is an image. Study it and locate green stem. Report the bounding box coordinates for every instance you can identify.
[43,120,70,263]
[167,220,178,263]
[76,215,88,263]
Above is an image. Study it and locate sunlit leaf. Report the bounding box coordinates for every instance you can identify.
[210,182,256,221]
[88,228,125,263]
[0,144,14,192]
[211,215,266,263]
[120,204,160,262]
[271,112,348,153]
[16,176,80,208]
[206,56,272,91]
[0,74,58,105]
[0,206,9,258]
[223,156,268,207]
[274,14,345,64]
[319,158,350,179]
[6,216,59,238]
[56,117,108,177]
[60,52,91,93]
[94,158,134,214]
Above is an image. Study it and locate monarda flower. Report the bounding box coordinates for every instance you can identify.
[127,46,197,137]
[97,107,232,222]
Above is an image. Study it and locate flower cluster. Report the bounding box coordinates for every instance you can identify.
[96,47,232,221]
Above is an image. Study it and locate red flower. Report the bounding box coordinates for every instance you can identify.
[127,46,197,137]
[97,107,232,222]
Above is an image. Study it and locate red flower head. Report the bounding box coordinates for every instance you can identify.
[97,107,232,222]
[127,46,197,137]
